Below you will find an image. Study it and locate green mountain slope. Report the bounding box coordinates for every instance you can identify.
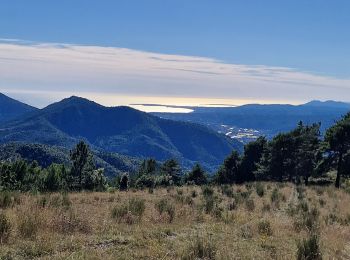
[0,96,240,170]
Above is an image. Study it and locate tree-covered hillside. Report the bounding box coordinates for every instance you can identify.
[0,96,240,170]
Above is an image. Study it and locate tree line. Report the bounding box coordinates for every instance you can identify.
[131,112,350,189]
[0,112,349,192]
[0,141,107,192]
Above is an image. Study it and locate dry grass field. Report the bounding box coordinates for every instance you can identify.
[1,183,350,259]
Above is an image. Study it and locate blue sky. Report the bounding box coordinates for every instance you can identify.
[0,1,349,108]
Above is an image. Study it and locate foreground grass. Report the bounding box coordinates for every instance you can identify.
[0,183,350,259]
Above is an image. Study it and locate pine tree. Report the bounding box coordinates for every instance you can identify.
[325,112,350,188]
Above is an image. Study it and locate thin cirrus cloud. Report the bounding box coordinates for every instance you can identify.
[0,38,349,109]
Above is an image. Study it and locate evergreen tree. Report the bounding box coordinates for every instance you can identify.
[324,112,350,188]
[185,163,208,185]
[70,141,93,190]
[161,159,182,185]
[239,137,267,182]
[120,174,129,191]
[215,151,241,184]
[295,123,321,185]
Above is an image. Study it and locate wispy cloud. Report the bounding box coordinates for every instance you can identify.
[0,39,349,108]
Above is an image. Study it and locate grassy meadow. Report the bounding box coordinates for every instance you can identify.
[1,183,350,259]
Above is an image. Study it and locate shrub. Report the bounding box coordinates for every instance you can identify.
[294,205,319,233]
[37,195,49,208]
[191,190,197,198]
[18,213,40,239]
[129,197,146,219]
[51,209,91,234]
[256,183,265,197]
[296,185,306,200]
[203,196,215,214]
[49,193,71,210]
[0,192,20,209]
[245,199,255,211]
[258,220,273,236]
[119,174,129,191]
[318,198,326,207]
[221,185,234,198]
[271,188,280,202]
[270,188,282,208]
[111,204,128,222]
[202,186,214,198]
[181,233,217,260]
[185,196,194,206]
[296,233,322,260]
[0,212,11,243]
[228,200,237,211]
[155,199,176,223]
[240,224,253,239]
[262,202,271,212]
[111,197,146,224]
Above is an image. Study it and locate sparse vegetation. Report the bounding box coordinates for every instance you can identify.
[0,182,348,258]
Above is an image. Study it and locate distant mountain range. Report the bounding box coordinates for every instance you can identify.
[0,94,239,171]
[153,100,350,141]
[1,92,349,173]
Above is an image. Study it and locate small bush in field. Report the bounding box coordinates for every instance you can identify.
[155,199,176,223]
[111,197,145,223]
[294,205,319,233]
[52,209,91,234]
[271,188,280,202]
[49,193,71,209]
[181,233,217,260]
[256,183,265,197]
[129,197,146,218]
[221,185,234,198]
[37,195,49,208]
[258,220,273,236]
[111,204,128,221]
[18,213,39,239]
[262,202,271,212]
[296,233,322,260]
[240,224,253,239]
[191,190,197,198]
[0,212,11,243]
[203,196,215,214]
[245,199,255,211]
[185,196,194,206]
[202,186,214,198]
[0,192,20,209]
[228,200,236,211]
[318,198,326,207]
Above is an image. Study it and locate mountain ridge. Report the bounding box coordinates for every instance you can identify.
[0,94,240,170]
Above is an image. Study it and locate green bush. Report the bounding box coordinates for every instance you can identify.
[129,197,146,218]
[258,220,273,236]
[0,212,11,243]
[255,183,265,197]
[111,197,146,224]
[18,213,39,239]
[245,199,255,211]
[111,204,128,222]
[155,198,176,223]
[202,186,214,198]
[0,192,20,209]
[296,233,322,260]
[181,233,217,260]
